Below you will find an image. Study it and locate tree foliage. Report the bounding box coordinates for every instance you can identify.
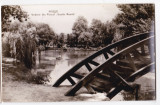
[113,4,155,38]
[57,33,65,48]
[15,22,37,69]
[36,23,55,39]
[1,5,28,32]
[72,16,88,46]
[90,19,104,47]
[78,31,93,48]
[90,19,116,47]
[90,19,103,36]
[103,21,116,45]
[72,16,88,35]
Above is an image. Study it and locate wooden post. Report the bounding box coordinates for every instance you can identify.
[135,84,141,100]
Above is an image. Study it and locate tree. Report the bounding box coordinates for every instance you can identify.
[78,32,93,48]
[1,5,28,32]
[113,4,155,38]
[90,19,103,35]
[103,21,116,45]
[57,33,65,48]
[66,33,76,47]
[72,16,88,46]
[15,22,37,69]
[36,23,55,46]
[90,19,104,47]
[90,19,116,47]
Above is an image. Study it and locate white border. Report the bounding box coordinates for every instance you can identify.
[0,0,160,105]
[0,0,158,5]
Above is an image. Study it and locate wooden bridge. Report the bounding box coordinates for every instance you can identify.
[53,32,155,100]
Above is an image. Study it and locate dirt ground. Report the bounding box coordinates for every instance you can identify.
[2,66,109,102]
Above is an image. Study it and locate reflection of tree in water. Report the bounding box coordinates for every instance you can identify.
[67,50,94,59]
[67,51,95,67]
[68,59,79,67]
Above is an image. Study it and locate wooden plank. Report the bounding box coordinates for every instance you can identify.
[84,84,96,94]
[67,76,76,85]
[110,63,134,72]
[126,53,137,71]
[116,58,151,69]
[89,60,99,66]
[53,64,82,87]
[90,82,113,93]
[89,84,105,92]
[112,71,133,91]
[85,63,92,71]
[108,50,115,55]
[71,73,83,79]
[107,66,130,87]
[140,45,145,55]
[116,59,130,67]
[90,77,112,87]
[115,71,132,78]
[127,62,155,82]
[107,63,155,99]
[107,84,124,99]
[65,80,84,96]
[103,52,109,60]
[132,50,144,61]
[96,73,110,80]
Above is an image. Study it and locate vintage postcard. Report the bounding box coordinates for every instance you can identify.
[1,3,156,102]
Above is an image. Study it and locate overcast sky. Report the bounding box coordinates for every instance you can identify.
[21,4,120,34]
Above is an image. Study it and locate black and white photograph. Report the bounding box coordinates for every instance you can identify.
[1,3,156,102]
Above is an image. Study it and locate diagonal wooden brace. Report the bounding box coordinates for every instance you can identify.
[108,69,134,92]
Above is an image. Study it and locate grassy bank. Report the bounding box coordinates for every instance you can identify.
[2,57,109,102]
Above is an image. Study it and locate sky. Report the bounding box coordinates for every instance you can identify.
[21,4,120,34]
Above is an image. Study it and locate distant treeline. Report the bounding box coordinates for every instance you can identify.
[42,4,155,48]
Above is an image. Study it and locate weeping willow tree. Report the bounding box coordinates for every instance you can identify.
[1,5,37,70]
[2,20,38,70]
[2,5,28,57]
[16,23,38,70]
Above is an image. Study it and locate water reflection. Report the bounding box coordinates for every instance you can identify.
[36,50,98,85]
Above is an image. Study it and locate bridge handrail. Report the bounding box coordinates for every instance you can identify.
[53,32,154,87]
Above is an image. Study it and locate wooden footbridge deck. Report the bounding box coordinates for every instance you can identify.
[53,32,155,100]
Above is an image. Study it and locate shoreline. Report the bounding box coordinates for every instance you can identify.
[45,47,102,51]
